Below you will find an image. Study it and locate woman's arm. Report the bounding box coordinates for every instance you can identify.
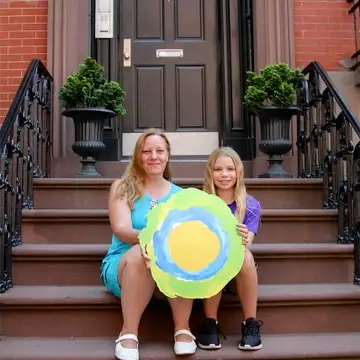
[108,179,140,245]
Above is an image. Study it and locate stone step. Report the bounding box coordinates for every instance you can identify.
[12,243,353,286]
[2,284,360,337]
[33,178,323,209]
[22,208,338,244]
[2,333,360,360]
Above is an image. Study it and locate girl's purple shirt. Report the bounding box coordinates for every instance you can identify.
[227,195,261,234]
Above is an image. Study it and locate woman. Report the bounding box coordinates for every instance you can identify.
[100,128,197,360]
[197,147,263,351]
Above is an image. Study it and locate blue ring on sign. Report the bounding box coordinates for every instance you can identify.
[152,207,230,281]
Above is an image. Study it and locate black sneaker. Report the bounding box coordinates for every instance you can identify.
[239,317,263,350]
[197,318,224,350]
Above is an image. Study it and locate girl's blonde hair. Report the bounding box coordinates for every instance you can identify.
[203,147,247,222]
[112,128,171,208]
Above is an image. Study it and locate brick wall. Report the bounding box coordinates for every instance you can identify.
[294,0,355,70]
[0,0,47,122]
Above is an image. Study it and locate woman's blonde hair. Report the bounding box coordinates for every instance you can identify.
[203,147,247,222]
[112,128,171,208]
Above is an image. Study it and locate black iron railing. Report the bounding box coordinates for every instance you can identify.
[0,59,53,293]
[297,61,360,285]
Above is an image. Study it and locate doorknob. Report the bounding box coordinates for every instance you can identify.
[123,39,131,67]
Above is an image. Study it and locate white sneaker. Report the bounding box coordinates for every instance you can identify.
[115,334,139,360]
[174,329,197,355]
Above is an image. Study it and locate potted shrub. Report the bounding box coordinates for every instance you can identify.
[58,56,126,177]
[244,63,305,178]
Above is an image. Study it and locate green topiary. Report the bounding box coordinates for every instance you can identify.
[58,56,126,116]
[244,63,305,112]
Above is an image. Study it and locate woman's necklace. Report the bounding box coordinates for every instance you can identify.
[146,181,169,209]
[150,192,158,209]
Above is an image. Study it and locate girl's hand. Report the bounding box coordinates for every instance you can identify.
[236,223,250,248]
[141,244,151,269]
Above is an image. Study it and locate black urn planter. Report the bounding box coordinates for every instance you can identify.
[62,107,116,177]
[255,106,302,178]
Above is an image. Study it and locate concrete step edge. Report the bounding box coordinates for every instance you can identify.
[2,284,360,307]
[12,243,353,258]
[1,333,360,360]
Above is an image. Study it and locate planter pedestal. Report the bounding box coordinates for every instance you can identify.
[256,106,302,178]
[62,107,116,177]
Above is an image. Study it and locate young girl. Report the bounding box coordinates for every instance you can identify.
[197,147,263,351]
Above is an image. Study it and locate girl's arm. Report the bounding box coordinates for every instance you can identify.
[237,224,256,246]
[239,199,261,247]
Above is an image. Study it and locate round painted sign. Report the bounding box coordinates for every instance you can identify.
[139,187,245,299]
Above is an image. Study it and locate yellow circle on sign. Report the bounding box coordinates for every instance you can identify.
[167,220,220,272]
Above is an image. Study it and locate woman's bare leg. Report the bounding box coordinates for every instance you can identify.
[118,244,156,349]
[168,297,194,341]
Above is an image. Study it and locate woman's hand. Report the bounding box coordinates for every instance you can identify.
[236,223,251,248]
[141,244,151,269]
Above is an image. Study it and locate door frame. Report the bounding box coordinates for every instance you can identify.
[218,0,256,160]
[92,0,255,160]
